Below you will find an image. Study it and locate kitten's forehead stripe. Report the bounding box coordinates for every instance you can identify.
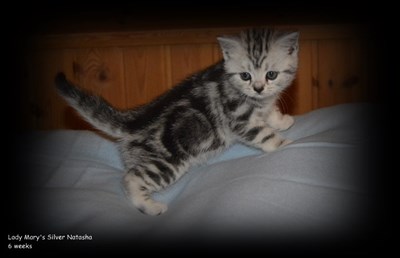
[243,28,274,70]
[257,56,266,69]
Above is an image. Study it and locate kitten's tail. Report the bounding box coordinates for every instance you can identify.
[55,73,130,138]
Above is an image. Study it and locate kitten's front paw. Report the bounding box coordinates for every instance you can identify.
[138,201,168,216]
[277,114,294,131]
[280,138,293,147]
[147,202,168,216]
[261,135,292,152]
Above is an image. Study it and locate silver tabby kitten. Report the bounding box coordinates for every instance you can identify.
[55,28,299,215]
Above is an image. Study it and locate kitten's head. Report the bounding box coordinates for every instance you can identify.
[218,28,299,99]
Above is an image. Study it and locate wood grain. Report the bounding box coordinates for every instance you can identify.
[316,39,368,108]
[169,44,215,85]
[72,48,126,108]
[23,49,75,129]
[212,43,223,62]
[311,41,319,109]
[22,25,371,130]
[123,46,170,107]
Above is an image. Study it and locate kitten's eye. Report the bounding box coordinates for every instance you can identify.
[266,71,279,80]
[239,72,252,81]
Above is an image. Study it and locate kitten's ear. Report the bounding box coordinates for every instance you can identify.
[277,31,299,55]
[217,36,241,60]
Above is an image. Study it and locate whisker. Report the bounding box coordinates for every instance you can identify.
[278,93,287,113]
[279,98,286,114]
[279,90,295,114]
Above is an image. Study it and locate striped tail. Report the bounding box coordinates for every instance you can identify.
[55,72,130,138]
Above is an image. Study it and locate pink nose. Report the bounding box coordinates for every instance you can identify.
[253,86,264,93]
[253,82,264,93]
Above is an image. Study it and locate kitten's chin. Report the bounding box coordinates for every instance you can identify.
[245,91,277,100]
[250,93,268,100]
[240,86,282,100]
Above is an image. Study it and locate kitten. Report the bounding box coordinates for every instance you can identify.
[55,28,299,215]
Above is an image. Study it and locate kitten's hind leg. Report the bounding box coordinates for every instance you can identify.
[123,171,168,216]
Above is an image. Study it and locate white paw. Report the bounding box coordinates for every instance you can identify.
[280,138,292,147]
[139,201,168,216]
[277,114,294,131]
[262,137,292,152]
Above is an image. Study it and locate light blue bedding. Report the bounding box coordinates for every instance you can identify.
[21,104,372,240]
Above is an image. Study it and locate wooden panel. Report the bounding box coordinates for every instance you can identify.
[123,46,170,107]
[57,47,126,130]
[316,39,368,108]
[169,44,215,85]
[22,49,76,129]
[72,48,126,109]
[212,43,223,62]
[22,47,126,130]
[311,41,319,109]
[22,25,371,130]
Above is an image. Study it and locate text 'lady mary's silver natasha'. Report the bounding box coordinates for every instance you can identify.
[55,28,299,215]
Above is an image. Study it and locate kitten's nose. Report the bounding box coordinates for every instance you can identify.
[253,87,264,93]
[253,82,264,93]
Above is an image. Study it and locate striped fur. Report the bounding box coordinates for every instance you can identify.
[55,28,299,215]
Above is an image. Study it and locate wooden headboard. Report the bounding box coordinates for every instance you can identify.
[21,24,372,130]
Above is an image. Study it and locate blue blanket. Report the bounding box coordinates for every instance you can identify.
[20,104,373,241]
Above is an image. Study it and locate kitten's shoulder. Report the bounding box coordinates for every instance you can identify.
[197,60,225,82]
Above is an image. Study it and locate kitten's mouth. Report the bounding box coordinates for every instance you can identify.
[248,89,279,100]
[247,91,269,100]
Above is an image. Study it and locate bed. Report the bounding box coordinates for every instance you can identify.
[16,103,376,252]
